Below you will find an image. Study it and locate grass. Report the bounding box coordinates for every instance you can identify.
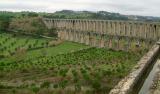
[0,32,89,63]
[25,41,89,60]
[0,48,145,94]
[0,32,147,94]
[0,32,50,56]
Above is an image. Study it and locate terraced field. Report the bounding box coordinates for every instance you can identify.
[0,32,147,94]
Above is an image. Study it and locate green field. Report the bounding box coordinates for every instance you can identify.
[0,32,147,94]
[0,32,50,57]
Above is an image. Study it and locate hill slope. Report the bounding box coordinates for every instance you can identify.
[43,10,160,21]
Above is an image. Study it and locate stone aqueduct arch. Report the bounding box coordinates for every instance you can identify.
[43,18,160,51]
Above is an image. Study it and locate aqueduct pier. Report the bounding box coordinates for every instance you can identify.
[43,18,160,51]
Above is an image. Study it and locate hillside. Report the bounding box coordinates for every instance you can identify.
[43,10,160,21]
[9,17,47,34]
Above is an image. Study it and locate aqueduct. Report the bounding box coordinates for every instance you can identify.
[43,18,160,51]
[42,18,160,94]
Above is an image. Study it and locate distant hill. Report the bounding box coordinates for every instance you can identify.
[43,10,160,22]
[0,10,160,24]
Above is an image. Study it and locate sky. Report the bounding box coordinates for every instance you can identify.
[0,0,159,17]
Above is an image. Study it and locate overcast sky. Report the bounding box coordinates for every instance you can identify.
[0,0,159,17]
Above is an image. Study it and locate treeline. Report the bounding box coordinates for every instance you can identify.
[0,11,57,37]
[0,12,13,31]
[42,10,160,21]
[0,11,39,31]
[43,10,129,20]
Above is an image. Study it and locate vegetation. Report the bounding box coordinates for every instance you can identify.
[42,10,160,21]
[0,11,150,94]
[0,11,56,37]
[0,13,13,31]
[43,10,129,20]
[0,32,52,57]
[0,32,147,94]
[9,17,57,36]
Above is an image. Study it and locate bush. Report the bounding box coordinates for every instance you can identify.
[31,87,40,93]
[40,81,50,88]
[75,82,81,92]
[91,79,101,91]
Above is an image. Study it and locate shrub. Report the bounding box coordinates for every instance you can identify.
[31,87,40,93]
[40,81,50,88]
[75,82,81,92]
[59,80,68,89]
[91,79,101,91]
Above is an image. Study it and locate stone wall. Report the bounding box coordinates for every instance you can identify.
[109,44,160,94]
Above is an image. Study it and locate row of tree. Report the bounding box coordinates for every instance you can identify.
[0,13,12,31]
[0,11,57,37]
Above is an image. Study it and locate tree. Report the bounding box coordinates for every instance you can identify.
[40,81,50,88]
[0,14,11,31]
[27,12,38,17]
